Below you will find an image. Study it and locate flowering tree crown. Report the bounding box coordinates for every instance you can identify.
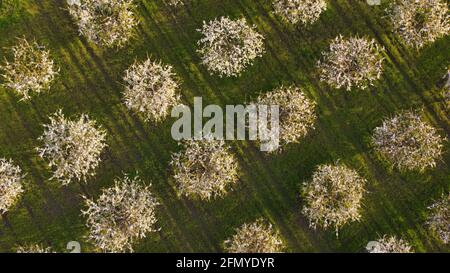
[224,219,284,253]
[82,175,160,252]
[1,38,58,100]
[37,110,107,185]
[302,163,366,235]
[197,16,265,77]
[123,58,181,123]
[67,0,138,48]
[254,85,316,153]
[273,0,327,25]
[318,35,385,91]
[372,111,445,172]
[171,136,239,200]
[0,158,24,214]
[427,193,450,244]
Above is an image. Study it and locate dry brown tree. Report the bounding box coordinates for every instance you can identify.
[371,110,445,172]
[254,85,317,153]
[37,110,107,185]
[170,136,239,201]
[367,235,413,253]
[67,0,138,48]
[317,35,385,91]
[273,0,327,25]
[82,175,160,253]
[224,218,284,253]
[197,16,265,77]
[301,163,366,235]
[427,193,449,244]
[388,0,449,50]
[123,58,181,123]
[1,38,58,100]
[16,244,54,253]
[0,158,24,214]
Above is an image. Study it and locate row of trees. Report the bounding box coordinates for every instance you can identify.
[64,0,447,52]
[2,0,448,100]
[2,0,447,252]
[12,219,425,253]
[4,111,445,251]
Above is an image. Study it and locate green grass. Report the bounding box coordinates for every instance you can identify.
[0,0,448,253]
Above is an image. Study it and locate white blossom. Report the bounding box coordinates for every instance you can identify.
[37,110,107,185]
[197,16,265,77]
[372,110,445,172]
[224,219,284,253]
[302,163,366,235]
[1,38,58,100]
[170,136,239,200]
[0,158,24,214]
[123,58,181,123]
[273,0,327,25]
[82,175,160,253]
[427,193,450,244]
[16,244,54,253]
[67,0,138,48]
[388,0,449,50]
[253,85,317,153]
[164,0,185,6]
[367,235,413,253]
[318,35,385,91]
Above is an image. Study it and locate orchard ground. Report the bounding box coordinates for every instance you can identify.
[0,0,448,252]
